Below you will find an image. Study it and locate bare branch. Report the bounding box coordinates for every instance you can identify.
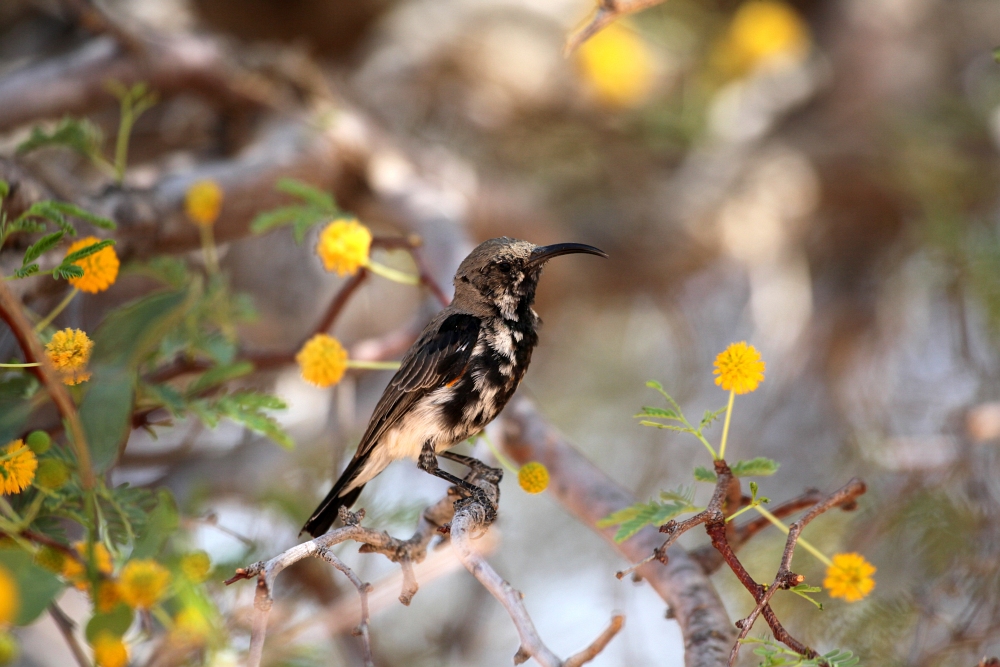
[502,397,733,667]
[565,0,669,55]
[316,546,375,667]
[48,603,92,667]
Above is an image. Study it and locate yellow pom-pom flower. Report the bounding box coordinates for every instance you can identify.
[823,552,876,602]
[0,440,37,495]
[180,551,211,583]
[185,180,224,226]
[45,328,94,386]
[518,461,549,494]
[316,219,372,276]
[119,559,170,609]
[714,1,810,76]
[297,333,349,388]
[577,21,655,108]
[713,341,765,395]
[62,541,114,589]
[96,581,122,613]
[65,236,119,294]
[0,564,18,625]
[91,632,128,667]
[172,606,212,645]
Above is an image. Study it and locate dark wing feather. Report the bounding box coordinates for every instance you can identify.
[352,312,481,460]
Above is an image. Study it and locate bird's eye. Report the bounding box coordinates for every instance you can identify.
[496,261,512,273]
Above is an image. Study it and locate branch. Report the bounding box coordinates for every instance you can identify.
[48,602,92,667]
[501,397,733,667]
[0,280,94,488]
[728,478,867,666]
[565,0,669,54]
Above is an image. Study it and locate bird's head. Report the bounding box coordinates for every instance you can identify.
[452,237,607,319]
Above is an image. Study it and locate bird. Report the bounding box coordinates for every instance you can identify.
[302,236,607,537]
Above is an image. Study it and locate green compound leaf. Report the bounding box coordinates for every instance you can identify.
[22,231,64,265]
[731,457,781,478]
[13,264,40,279]
[17,117,104,159]
[276,177,336,211]
[60,238,114,265]
[598,487,700,543]
[86,604,134,643]
[694,466,717,483]
[634,406,682,420]
[44,201,116,230]
[54,264,84,280]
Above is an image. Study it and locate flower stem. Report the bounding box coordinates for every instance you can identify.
[753,505,833,567]
[479,431,519,473]
[346,359,401,371]
[0,362,40,368]
[34,288,79,332]
[200,225,220,275]
[365,260,420,285]
[717,389,736,461]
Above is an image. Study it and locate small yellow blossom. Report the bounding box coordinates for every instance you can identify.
[45,328,93,386]
[118,559,170,610]
[180,551,211,583]
[577,21,655,108]
[518,462,550,494]
[713,341,765,394]
[62,542,113,589]
[0,565,18,625]
[91,632,128,667]
[96,580,122,613]
[0,440,37,495]
[185,180,224,226]
[297,333,348,388]
[824,552,876,602]
[713,1,810,76]
[172,606,211,645]
[65,236,119,294]
[316,219,372,276]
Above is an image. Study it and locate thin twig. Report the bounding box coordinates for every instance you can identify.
[49,602,92,667]
[316,546,375,667]
[565,0,669,54]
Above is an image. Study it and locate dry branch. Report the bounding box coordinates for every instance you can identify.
[501,397,734,667]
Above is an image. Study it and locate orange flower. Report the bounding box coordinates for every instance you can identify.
[65,236,118,293]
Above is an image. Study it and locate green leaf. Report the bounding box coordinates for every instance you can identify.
[731,457,781,478]
[54,265,84,280]
[597,492,700,543]
[0,180,9,199]
[213,391,293,449]
[694,466,717,482]
[16,117,103,159]
[60,238,114,265]
[85,604,134,642]
[186,361,254,395]
[0,546,64,625]
[17,201,73,234]
[91,289,192,368]
[44,202,116,230]
[638,420,692,433]
[250,205,309,235]
[131,489,179,560]
[276,178,336,211]
[12,264,39,279]
[79,366,134,472]
[634,406,681,420]
[699,406,727,430]
[23,231,65,265]
[141,382,186,417]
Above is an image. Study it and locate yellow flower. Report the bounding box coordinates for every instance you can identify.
[297,333,348,388]
[180,551,211,583]
[0,565,18,625]
[713,1,810,76]
[172,606,211,645]
[823,552,876,602]
[65,236,119,294]
[577,21,655,108]
[118,559,170,609]
[316,219,372,276]
[91,632,128,667]
[713,341,765,394]
[518,462,550,494]
[62,542,113,589]
[45,328,93,386]
[0,440,37,495]
[34,547,66,574]
[96,580,122,613]
[185,180,224,226]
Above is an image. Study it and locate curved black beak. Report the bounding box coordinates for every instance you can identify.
[526,242,608,268]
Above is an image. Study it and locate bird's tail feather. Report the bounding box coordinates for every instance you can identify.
[301,461,366,538]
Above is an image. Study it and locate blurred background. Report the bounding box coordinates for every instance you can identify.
[2,0,1000,665]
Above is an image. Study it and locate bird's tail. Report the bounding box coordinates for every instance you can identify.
[301,460,366,538]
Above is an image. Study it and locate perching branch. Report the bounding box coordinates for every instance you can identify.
[565,0,669,54]
[728,478,867,667]
[48,602,92,667]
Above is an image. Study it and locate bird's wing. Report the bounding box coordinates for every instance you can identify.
[351,312,481,460]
